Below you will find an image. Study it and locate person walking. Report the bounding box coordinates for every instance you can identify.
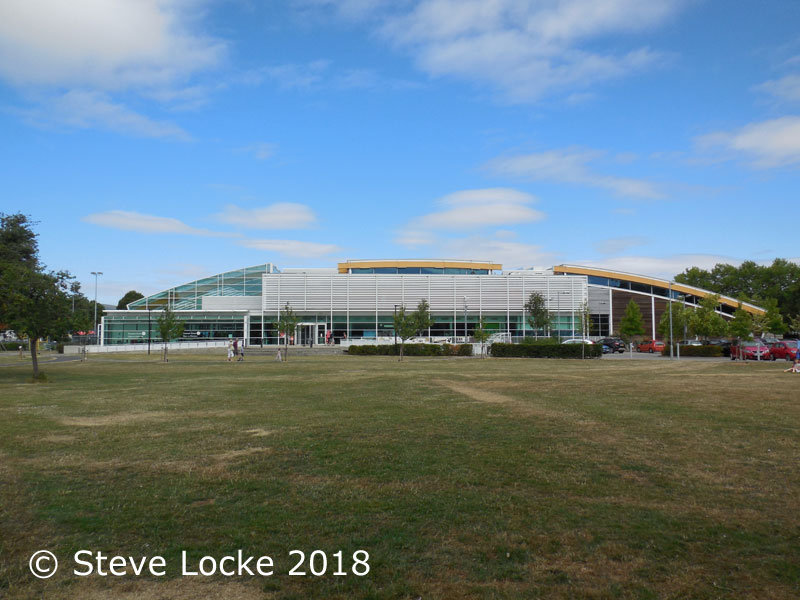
[237,338,245,361]
[226,339,234,362]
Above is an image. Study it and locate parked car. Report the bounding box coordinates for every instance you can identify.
[707,339,731,356]
[637,340,665,353]
[767,341,798,361]
[730,340,771,360]
[561,338,594,344]
[601,344,613,354]
[600,337,626,353]
[679,339,704,346]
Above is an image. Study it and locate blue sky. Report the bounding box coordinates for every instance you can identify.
[2,0,799,304]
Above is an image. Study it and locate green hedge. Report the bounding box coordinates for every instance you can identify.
[1,341,27,351]
[661,345,723,357]
[490,342,602,359]
[347,343,473,357]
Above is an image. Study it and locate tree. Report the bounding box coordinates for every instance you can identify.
[657,300,691,358]
[392,305,419,361]
[728,304,753,343]
[619,299,645,358]
[524,292,552,338]
[473,317,490,358]
[277,303,299,362]
[688,294,727,340]
[117,290,144,310]
[762,298,786,336]
[0,213,74,379]
[0,213,39,273]
[1,267,73,378]
[156,306,185,362]
[412,299,433,339]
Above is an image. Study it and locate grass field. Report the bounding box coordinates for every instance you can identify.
[1,354,798,599]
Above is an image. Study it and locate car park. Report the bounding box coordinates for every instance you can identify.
[730,340,771,360]
[637,340,666,353]
[767,341,798,361]
[599,337,626,353]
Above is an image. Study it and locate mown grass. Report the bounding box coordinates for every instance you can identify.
[1,354,798,599]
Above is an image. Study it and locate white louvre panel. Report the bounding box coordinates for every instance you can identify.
[202,296,261,311]
[348,275,376,312]
[305,273,334,311]
[263,273,588,314]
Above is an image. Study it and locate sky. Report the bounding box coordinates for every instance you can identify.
[2,0,800,305]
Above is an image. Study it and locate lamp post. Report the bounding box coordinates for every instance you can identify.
[668,282,674,360]
[147,307,152,355]
[393,304,399,345]
[463,296,468,343]
[91,271,103,344]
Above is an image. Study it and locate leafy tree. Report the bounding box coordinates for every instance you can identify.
[762,298,786,336]
[790,314,800,337]
[277,303,299,362]
[619,299,645,357]
[728,304,753,343]
[117,290,144,310]
[657,300,691,357]
[473,317,490,358]
[156,306,185,362]
[688,295,727,340]
[1,267,73,378]
[0,214,75,379]
[675,259,800,324]
[392,305,418,361]
[524,292,552,338]
[0,213,39,273]
[413,299,433,339]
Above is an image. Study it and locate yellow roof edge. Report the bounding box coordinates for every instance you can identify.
[553,264,766,315]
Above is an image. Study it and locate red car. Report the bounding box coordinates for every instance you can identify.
[767,341,799,361]
[637,340,666,353]
[730,341,771,360]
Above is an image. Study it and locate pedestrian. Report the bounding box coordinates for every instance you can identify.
[227,339,234,362]
[325,330,332,345]
[233,337,239,360]
[276,349,282,362]
[237,338,245,361]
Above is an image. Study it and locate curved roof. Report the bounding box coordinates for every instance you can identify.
[337,259,502,273]
[554,264,765,315]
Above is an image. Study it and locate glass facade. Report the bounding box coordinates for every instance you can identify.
[127,264,275,310]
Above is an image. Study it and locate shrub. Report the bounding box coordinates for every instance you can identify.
[347,343,472,357]
[490,342,602,359]
[661,345,723,357]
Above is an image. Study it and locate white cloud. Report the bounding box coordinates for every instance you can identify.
[441,236,557,270]
[594,236,649,255]
[13,90,190,140]
[754,74,800,103]
[216,204,317,229]
[0,0,224,90]
[412,188,544,230]
[236,142,278,161]
[376,0,684,102]
[572,254,742,281]
[238,239,342,258]
[697,116,800,168]
[84,210,231,236]
[486,148,663,199]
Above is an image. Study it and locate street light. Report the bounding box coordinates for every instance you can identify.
[463,296,468,343]
[394,304,399,345]
[91,271,103,344]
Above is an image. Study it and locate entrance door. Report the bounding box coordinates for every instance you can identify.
[296,323,319,346]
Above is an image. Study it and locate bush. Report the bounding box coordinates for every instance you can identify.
[661,345,723,357]
[347,343,472,357]
[1,341,26,351]
[490,342,602,359]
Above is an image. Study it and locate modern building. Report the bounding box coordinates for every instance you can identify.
[101,259,765,346]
